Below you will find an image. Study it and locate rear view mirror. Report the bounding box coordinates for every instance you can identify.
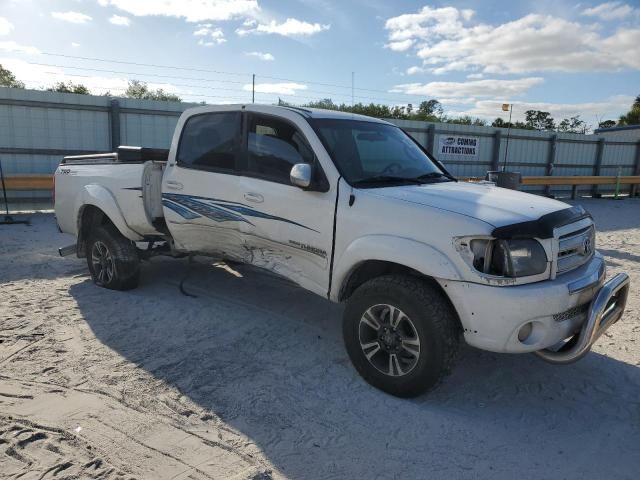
[290,163,312,189]
[356,132,386,142]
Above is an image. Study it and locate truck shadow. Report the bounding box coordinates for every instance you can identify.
[598,248,640,265]
[69,257,640,479]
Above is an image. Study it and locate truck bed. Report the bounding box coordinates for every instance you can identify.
[55,150,167,240]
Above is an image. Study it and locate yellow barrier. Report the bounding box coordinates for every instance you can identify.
[3,175,54,190]
[522,176,640,186]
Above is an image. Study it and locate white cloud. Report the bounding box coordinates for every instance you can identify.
[0,57,190,98]
[109,15,131,26]
[194,25,226,46]
[437,97,477,105]
[98,0,259,23]
[236,18,330,37]
[0,41,40,55]
[51,11,92,24]
[390,78,544,98]
[198,38,226,46]
[581,2,639,21]
[0,17,14,36]
[385,6,640,74]
[243,82,307,95]
[386,39,414,51]
[406,66,425,75]
[452,95,634,123]
[0,57,126,93]
[467,73,483,79]
[246,51,275,61]
[71,42,80,47]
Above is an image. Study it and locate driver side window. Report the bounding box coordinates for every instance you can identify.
[246,114,314,184]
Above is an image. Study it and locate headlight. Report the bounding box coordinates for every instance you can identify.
[469,238,548,278]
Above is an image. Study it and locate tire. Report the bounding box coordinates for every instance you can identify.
[86,224,140,291]
[343,275,460,397]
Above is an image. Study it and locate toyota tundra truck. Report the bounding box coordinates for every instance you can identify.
[54,104,631,397]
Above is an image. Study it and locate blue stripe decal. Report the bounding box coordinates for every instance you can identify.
[164,194,253,225]
[161,199,201,220]
[162,193,317,232]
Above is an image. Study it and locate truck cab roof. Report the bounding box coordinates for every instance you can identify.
[183,103,394,125]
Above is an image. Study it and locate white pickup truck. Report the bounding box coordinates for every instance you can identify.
[54,104,630,397]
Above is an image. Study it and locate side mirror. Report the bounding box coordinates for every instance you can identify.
[290,163,312,189]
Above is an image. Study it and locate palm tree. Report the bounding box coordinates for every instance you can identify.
[618,95,640,126]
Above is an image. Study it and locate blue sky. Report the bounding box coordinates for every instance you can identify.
[0,0,638,126]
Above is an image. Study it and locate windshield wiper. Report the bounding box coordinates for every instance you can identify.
[351,175,427,187]
[415,172,457,182]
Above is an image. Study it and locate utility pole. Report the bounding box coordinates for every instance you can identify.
[351,72,354,107]
[502,103,513,171]
[252,73,255,104]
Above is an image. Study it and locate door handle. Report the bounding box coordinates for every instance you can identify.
[166,180,183,190]
[244,192,264,203]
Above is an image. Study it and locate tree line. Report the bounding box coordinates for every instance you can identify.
[2,63,638,131]
[0,64,180,102]
[299,98,638,132]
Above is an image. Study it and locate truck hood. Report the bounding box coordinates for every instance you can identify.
[368,181,569,228]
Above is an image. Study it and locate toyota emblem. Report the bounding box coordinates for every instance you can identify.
[582,236,593,256]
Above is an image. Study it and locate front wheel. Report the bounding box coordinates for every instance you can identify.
[343,275,460,397]
[86,225,140,290]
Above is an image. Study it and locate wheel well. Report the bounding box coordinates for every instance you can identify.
[338,260,462,330]
[76,205,115,258]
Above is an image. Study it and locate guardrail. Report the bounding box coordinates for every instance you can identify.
[523,175,640,198]
[3,175,54,190]
[4,174,640,200]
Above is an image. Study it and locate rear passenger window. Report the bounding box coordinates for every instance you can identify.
[177,112,240,171]
[247,114,313,184]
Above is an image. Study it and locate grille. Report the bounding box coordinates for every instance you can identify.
[553,303,589,322]
[557,225,595,274]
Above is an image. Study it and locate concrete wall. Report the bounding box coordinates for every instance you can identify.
[1,87,639,209]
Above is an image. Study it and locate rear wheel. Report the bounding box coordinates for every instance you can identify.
[343,275,459,397]
[86,225,140,290]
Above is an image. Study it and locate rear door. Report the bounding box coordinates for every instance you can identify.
[161,110,247,258]
[237,112,335,296]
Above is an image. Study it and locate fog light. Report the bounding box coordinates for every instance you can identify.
[518,322,533,342]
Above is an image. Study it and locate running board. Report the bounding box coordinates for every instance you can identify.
[58,244,77,257]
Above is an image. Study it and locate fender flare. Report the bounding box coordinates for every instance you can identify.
[330,235,462,302]
[75,184,143,241]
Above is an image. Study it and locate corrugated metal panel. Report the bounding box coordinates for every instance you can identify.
[1,154,61,175]
[556,141,596,167]
[601,144,636,166]
[120,113,180,148]
[597,128,640,142]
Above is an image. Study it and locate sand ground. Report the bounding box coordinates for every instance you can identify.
[1,198,639,479]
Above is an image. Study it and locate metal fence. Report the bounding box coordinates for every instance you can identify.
[392,119,640,196]
[1,87,639,210]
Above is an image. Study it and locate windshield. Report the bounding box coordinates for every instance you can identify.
[310,119,448,186]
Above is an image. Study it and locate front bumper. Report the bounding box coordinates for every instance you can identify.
[535,272,629,363]
[442,253,630,355]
